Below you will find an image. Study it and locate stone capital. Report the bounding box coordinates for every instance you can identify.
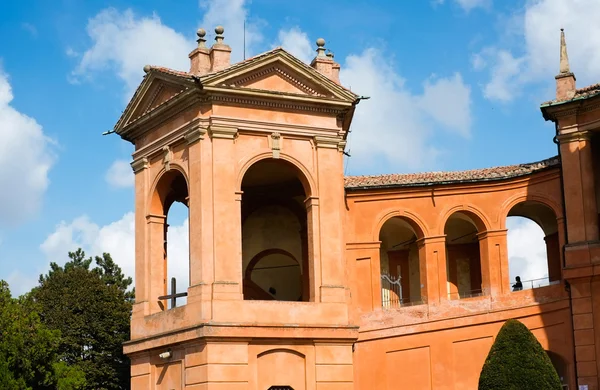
[184,124,207,145]
[304,196,320,208]
[146,214,166,224]
[557,130,592,143]
[131,157,149,174]
[209,125,238,140]
[314,136,341,149]
[416,235,446,247]
[476,229,508,240]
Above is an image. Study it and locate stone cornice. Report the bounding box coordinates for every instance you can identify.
[131,157,149,174]
[209,125,238,140]
[345,241,381,251]
[314,136,346,151]
[541,96,600,121]
[132,117,206,161]
[146,214,166,223]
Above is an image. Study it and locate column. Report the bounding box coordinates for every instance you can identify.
[210,125,243,301]
[477,229,508,296]
[305,196,321,302]
[131,157,150,317]
[314,136,347,303]
[184,123,212,319]
[569,278,598,389]
[417,236,446,304]
[147,214,167,314]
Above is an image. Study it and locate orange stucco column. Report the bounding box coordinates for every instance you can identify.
[131,157,151,319]
[147,214,167,314]
[210,126,243,301]
[417,236,446,304]
[315,137,347,303]
[184,125,212,319]
[559,132,599,244]
[305,196,322,302]
[478,229,508,296]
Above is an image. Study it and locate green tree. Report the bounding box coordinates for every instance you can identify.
[478,318,562,390]
[34,249,133,390]
[0,280,85,389]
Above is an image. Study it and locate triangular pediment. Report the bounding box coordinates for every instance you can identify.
[200,48,357,102]
[114,70,194,133]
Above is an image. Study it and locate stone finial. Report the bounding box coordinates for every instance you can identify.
[215,25,225,45]
[197,28,207,48]
[143,64,151,73]
[316,38,326,58]
[559,28,570,74]
[555,28,576,101]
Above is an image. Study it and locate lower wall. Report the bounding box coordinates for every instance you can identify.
[353,304,575,390]
[130,340,354,390]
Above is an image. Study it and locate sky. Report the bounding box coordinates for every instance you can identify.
[1,0,597,296]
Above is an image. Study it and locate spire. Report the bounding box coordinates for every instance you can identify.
[555,28,576,101]
[559,28,571,74]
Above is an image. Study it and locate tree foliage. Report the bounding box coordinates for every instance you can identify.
[478,319,562,390]
[0,280,86,389]
[33,249,133,390]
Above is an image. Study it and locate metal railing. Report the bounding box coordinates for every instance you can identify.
[381,274,424,309]
[510,277,560,292]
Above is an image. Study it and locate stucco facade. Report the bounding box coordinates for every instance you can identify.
[113,27,600,389]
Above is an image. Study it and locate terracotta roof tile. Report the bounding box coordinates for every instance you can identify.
[541,82,600,105]
[344,156,560,190]
[147,66,194,79]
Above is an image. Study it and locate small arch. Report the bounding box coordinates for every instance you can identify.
[505,200,561,291]
[147,166,190,310]
[244,249,301,301]
[148,164,190,216]
[438,205,491,235]
[378,215,425,308]
[237,152,316,198]
[372,209,428,242]
[444,210,485,300]
[500,194,563,232]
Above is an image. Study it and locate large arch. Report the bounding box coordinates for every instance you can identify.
[378,215,425,308]
[148,167,190,310]
[240,158,312,302]
[504,200,561,291]
[444,210,487,300]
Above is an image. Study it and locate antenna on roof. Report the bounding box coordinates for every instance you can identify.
[243,19,246,60]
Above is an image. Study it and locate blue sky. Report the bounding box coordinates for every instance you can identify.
[1,0,597,296]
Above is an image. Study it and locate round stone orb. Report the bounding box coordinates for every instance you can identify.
[215,25,224,35]
[143,64,151,73]
[197,28,206,38]
[316,38,326,47]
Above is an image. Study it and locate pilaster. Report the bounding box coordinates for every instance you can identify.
[417,236,446,304]
[146,214,167,314]
[477,229,508,296]
[209,125,243,301]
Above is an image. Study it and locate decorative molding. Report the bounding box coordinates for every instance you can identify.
[557,130,592,143]
[314,136,341,149]
[131,157,149,174]
[210,93,346,115]
[304,196,320,208]
[209,125,238,140]
[162,146,173,171]
[229,65,327,97]
[184,124,207,145]
[270,132,282,159]
[146,214,166,224]
[337,140,347,153]
[133,117,206,161]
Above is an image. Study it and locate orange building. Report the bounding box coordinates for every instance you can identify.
[114,26,600,389]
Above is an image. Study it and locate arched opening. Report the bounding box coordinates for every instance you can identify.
[151,169,189,310]
[241,159,310,302]
[507,201,560,291]
[444,212,484,300]
[378,216,423,308]
[546,350,569,386]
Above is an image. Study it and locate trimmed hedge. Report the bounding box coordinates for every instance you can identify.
[478,319,562,390]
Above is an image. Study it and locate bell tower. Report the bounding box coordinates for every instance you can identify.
[113,26,360,389]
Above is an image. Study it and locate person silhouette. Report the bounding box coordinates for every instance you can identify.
[512,276,523,291]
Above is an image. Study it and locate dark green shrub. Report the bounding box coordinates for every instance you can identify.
[478,319,562,390]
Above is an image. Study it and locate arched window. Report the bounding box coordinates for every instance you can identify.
[378,216,424,308]
[507,201,560,291]
[241,159,310,302]
[150,169,190,310]
[444,212,485,300]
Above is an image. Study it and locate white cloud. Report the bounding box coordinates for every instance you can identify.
[340,48,472,173]
[105,159,133,188]
[71,1,261,101]
[40,212,190,302]
[198,0,263,63]
[476,0,600,102]
[0,69,55,226]
[71,8,193,100]
[507,217,549,288]
[276,27,314,64]
[5,270,38,297]
[434,0,491,12]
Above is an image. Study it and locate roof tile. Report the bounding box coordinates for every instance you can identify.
[344,156,560,190]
